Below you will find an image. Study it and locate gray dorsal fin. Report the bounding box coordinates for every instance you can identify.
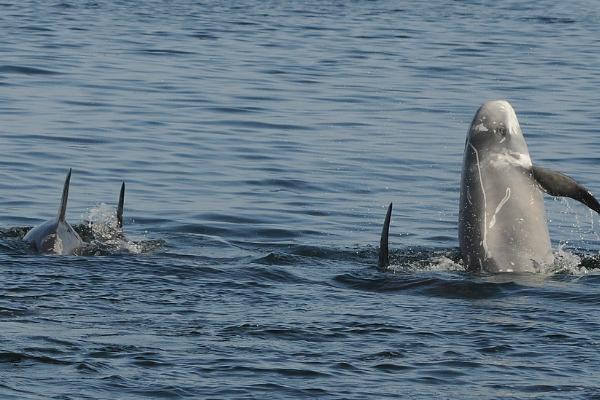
[378,202,392,269]
[58,169,72,222]
[533,165,600,214]
[117,182,125,229]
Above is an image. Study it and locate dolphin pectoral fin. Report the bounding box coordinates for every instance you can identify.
[378,203,392,269]
[58,169,72,222]
[117,182,125,229]
[532,165,600,214]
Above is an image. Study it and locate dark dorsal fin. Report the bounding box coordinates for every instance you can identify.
[378,202,392,269]
[117,182,125,229]
[532,165,600,214]
[58,169,72,222]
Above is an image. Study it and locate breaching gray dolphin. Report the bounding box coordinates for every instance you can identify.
[379,100,600,273]
[23,169,84,255]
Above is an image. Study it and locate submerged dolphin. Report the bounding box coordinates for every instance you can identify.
[379,100,600,273]
[23,169,84,255]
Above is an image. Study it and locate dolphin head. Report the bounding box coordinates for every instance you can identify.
[466,100,531,168]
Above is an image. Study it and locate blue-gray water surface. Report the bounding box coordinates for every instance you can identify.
[1,1,600,399]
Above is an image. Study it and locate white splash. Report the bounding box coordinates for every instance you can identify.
[84,203,122,241]
[546,247,586,275]
[387,255,464,273]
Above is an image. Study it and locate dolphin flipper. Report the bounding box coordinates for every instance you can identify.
[117,182,125,229]
[378,203,393,269]
[533,165,600,214]
[58,169,72,222]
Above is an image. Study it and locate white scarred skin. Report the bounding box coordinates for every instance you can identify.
[459,100,554,273]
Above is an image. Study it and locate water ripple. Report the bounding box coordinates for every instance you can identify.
[0,65,61,75]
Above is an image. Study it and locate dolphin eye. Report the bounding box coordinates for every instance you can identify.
[496,126,507,136]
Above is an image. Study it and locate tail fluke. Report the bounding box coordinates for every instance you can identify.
[378,202,392,269]
[58,169,72,222]
[117,182,125,229]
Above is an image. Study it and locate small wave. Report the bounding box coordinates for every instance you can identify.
[373,363,413,373]
[76,361,103,373]
[242,178,322,191]
[204,106,263,114]
[0,306,31,317]
[210,363,330,378]
[131,354,173,368]
[129,386,194,399]
[478,344,513,354]
[388,254,465,273]
[243,243,375,264]
[137,49,195,56]
[0,65,61,75]
[88,344,143,360]
[0,351,70,365]
[385,248,465,273]
[245,384,329,398]
[76,238,165,256]
[220,322,345,342]
[252,252,305,266]
[190,32,218,40]
[0,226,31,238]
[26,336,77,347]
[236,264,314,285]
[0,238,31,254]
[521,16,577,24]
[334,271,520,299]
[205,119,312,131]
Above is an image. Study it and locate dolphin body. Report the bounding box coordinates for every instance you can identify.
[379,100,600,273]
[23,169,84,255]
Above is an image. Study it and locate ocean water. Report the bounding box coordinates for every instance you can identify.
[1,1,600,398]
